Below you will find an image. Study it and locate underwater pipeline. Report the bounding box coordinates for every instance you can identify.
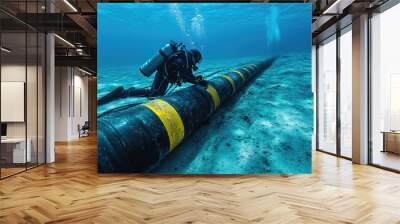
[98,58,276,172]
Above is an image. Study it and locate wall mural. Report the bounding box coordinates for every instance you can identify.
[97,3,313,174]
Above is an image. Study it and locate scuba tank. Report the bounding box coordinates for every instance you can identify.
[139,42,181,77]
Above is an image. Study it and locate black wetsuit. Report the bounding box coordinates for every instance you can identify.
[98,50,199,105]
[147,50,198,96]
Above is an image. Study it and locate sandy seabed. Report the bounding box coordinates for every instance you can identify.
[98,53,313,174]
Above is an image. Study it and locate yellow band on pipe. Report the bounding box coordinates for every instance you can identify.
[242,67,252,74]
[249,64,257,70]
[143,99,185,151]
[244,65,254,71]
[222,75,236,94]
[206,84,220,111]
[233,70,246,83]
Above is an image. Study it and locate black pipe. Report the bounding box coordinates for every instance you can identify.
[98,58,276,172]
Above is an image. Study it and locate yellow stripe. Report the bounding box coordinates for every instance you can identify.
[248,65,258,72]
[143,99,185,151]
[206,84,220,111]
[233,70,246,83]
[222,75,236,93]
[242,67,252,74]
[245,65,254,71]
[249,64,257,70]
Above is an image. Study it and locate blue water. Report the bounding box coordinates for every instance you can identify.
[98,3,313,174]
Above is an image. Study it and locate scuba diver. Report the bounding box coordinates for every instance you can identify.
[98,41,207,105]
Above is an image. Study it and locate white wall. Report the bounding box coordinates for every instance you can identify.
[1,64,26,139]
[1,64,41,137]
[71,72,89,138]
[55,66,69,141]
[1,63,46,164]
[55,67,89,141]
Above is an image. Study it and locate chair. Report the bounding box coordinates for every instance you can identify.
[79,121,90,138]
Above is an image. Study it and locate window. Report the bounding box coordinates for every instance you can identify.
[339,26,352,158]
[0,1,47,179]
[370,3,400,171]
[317,35,337,154]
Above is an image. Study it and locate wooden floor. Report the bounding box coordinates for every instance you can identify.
[372,150,400,171]
[1,167,26,178]
[1,135,400,223]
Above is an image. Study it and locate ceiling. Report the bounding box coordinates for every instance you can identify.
[311,0,391,44]
[0,0,97,74]
[1,0,395,73]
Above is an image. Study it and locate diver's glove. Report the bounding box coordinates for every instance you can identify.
[196,75,208,86]
[197,76,208,86]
